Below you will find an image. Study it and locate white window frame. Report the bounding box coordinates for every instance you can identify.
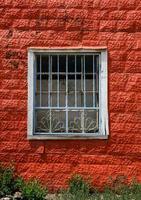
[27,47,109,140]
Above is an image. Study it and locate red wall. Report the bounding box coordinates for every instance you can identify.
[0,0,141,191]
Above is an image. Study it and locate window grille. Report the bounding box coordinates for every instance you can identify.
[35,53,99,134]
[28,49,108,139]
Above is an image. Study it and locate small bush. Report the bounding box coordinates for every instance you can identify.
[14,177,25,192]
[0,164,48,200]
[68,175,90,197]
[21,179,47,200]
[130,179,141,194]
[0,165,15,197]
[107,175,128,194]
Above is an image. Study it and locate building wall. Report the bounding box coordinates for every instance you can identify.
[0,0,141,191]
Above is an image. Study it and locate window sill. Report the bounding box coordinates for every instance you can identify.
[27,134,108,140]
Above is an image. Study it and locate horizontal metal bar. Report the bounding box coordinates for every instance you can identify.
[36,72,96,75]
[35,107,99,110]
[36,91,99,94]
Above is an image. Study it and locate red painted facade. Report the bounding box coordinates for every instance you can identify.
[0,0,141,191]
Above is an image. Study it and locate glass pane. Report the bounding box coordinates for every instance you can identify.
[51,110,66,132]
[95,74,99,92]
[94,92,99,107]
[95,92,99,107]
[68,92,75,107]
[76,75,83,91]
[41,55,49,73]
[35,93,40,107]
[36,75,40,92]
[68,111,82,133]
[84,110,98,133]
[52,55,57,72]
[52,75,57,91]
[40,75,48,107]
[94,73,99,107]
[68,55,75,72]
[92,74,96,92]
[51,93,57,107]
[41,93,48,107]
[68,75,75,92]
[59,75,66,91]
[94,55,99,73]
[35,109,50,133]
[76,55,82,72]
[59,55,66,72]
[94,55,99,112]
[86,92,93,107]
[36,55,40,73]
[59,92,65,107]
[85,55,93,73]
[85,74,93,91]
[41,75,48,91]
[59,75,66,107]
[35,75,40,106]
[77,92,84,107]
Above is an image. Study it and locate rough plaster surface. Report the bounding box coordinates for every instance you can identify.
[0,0,141,191]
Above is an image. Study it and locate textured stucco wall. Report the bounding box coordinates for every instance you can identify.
[0,0,141,191]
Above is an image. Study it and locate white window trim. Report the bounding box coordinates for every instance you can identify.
[27,47,109,140]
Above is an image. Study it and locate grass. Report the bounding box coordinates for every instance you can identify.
[56,175,141,200]
[57,187,141,200]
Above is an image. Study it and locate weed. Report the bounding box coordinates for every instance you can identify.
[68,175,90,195]
[21,179,47,200]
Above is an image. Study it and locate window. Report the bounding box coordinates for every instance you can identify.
[28,48,108,139]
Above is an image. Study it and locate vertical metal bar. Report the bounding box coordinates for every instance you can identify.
[40,55,42,107]
[84,55,86,107]
[50,56,52,107]
[66,55,68,133]
[81,56,84,133]
[98,54,100,135]
[81,56,83,106]
[48,55,50,107]
[83,55,86,132]
[50,56,52,133]
[57,55,59,107]
[97,55,100,108]
[48,55,51,133]
[93,55,95,107]
[75,55,77,107]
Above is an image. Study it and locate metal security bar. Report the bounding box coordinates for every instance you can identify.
[35,53,100,134]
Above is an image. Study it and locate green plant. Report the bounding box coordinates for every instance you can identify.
[0,165,15,197]
[21,179,47,200]
[67,175,90,199]
[14,177,25,192]
[0,164,48,199]
[129,179,141,194]
[57,175,141,200]
[107,175,128,195]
